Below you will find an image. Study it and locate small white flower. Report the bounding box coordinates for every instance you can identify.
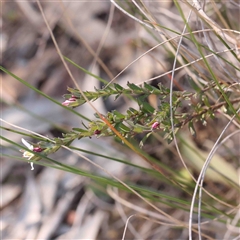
[21,138,34,170]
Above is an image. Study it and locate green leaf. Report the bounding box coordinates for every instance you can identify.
[112,110,125,121]
[72,128,89,133]
[138,97,155,113]
[127,82,143,92]
[143,82,160,94]
[114,83,124,91]
[114,122,130,133]
[139,132,152,148]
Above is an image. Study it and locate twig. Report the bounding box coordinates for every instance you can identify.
[177,97,240,128]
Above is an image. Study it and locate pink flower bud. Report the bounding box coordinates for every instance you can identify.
[68,97,77,101]
[62,98,76,106]
[94,130,101,135]
[33,147,43,152]
[151,122,160,130]
[62,100,70,106]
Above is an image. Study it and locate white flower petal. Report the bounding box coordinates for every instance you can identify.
[30,162,34,171]
[21,138,35,170]
[23,151,34,160]
[21,138,33,150]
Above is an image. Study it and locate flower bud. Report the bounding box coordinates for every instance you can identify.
[62,98,77,106]
[33,147,43,152]
[151,121,160,130]
[94,130,101,135]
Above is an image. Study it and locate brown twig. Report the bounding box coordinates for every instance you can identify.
[176,97,240,128]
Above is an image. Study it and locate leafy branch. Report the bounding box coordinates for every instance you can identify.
[62,82,179,107]
[20,82,240,165]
